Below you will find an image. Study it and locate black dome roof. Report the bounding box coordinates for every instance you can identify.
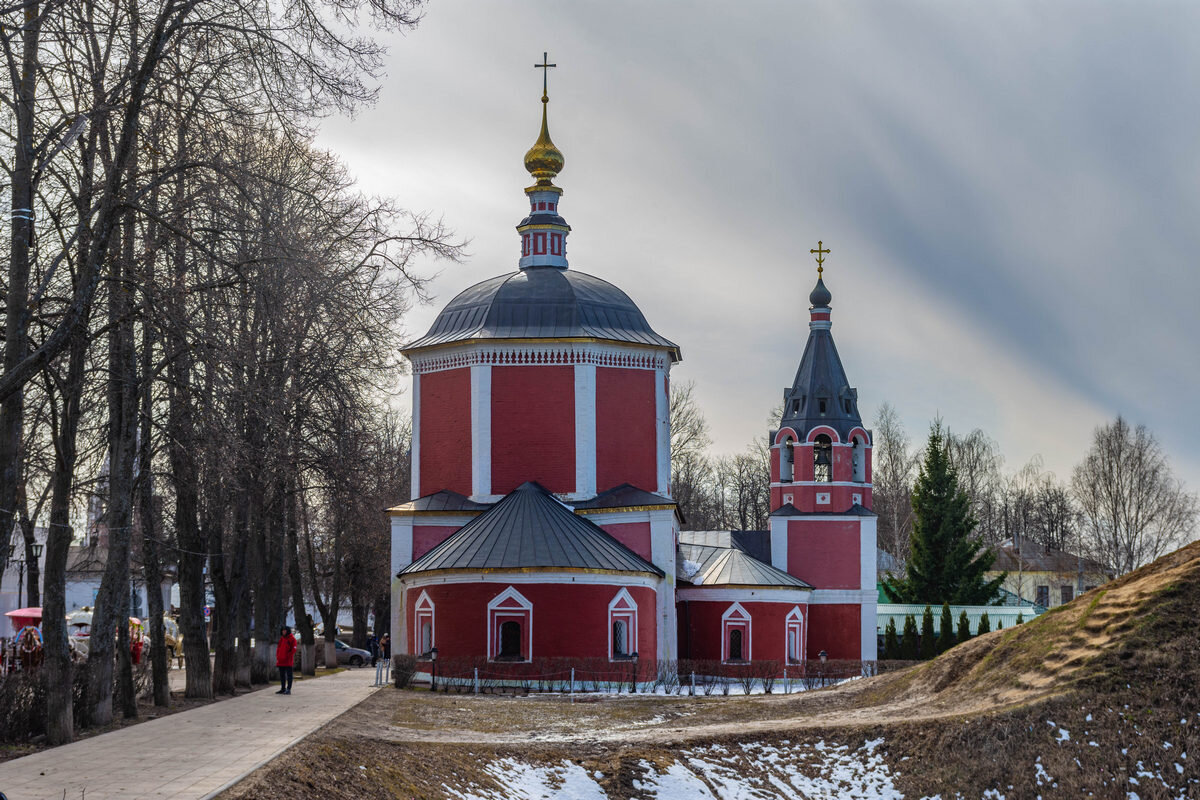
[404,267,679,357]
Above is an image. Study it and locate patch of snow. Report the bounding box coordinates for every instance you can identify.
[1034,759,1053,787]
[458,759,607,800]
[681,559,702,580]
[1056,727,1071,742]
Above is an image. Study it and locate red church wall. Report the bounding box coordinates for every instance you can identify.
[787,520,861,589]
[806,604,861,660]
[597,522,653,563]
[419,369,472,497]
[412,525,462,561]
[595,367,657,492]
[491,366,576,495]
[406,581,658,663]
[678,599,804,663]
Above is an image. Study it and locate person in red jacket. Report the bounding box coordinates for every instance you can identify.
[276,626,297,694]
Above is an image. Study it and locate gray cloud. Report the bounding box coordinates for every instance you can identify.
[318,0,1200,492]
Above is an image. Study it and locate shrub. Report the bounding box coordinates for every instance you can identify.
[936,603,955,653]
[919,606,937,660]
[901,615,919,660]
[392,654,418,689]
[957,610,971,644]
[978,612,991,635]
[883,618,900,659]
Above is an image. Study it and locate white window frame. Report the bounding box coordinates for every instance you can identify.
[414,590,435,657]
[608,588,638,661]
[721,602,752,663]
[487,586,533,662]
[785,606,804,664]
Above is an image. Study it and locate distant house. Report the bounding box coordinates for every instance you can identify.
[987,538,1113,610]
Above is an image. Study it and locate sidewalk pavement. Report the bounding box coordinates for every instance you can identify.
[0,667,382,800]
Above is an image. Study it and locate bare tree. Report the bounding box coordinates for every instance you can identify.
[1071,417,1198,576]
[946,426,1004,543]
[872,402,918,566]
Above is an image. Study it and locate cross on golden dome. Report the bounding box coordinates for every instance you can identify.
[534,52,556,102]
[810,240,830,276]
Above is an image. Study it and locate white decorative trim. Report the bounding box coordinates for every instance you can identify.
[607,588,638,660]
[487,586,533,662]
[409,342,671,375]
[785,606,804,663]
[770,481,873,489]
[721,602,752,662]
[411,372,421,499]
[414,591,435,655]
[575,363,597,498]
[769,516,788,572]
[859,516,877,593]
[677,586,811,604]
[399,571,662,591]
[470,365,492,500]
[655,366,670,496]
[816,492,831,505]
[806,589,877,604]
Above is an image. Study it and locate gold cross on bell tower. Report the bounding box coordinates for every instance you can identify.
[534,52,556,100]
[810,240,830,276]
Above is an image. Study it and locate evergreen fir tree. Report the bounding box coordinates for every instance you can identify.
[919,605,936,660]
[957,610,971,644]
[997,620,1004,630]
[977,612,991,635]
[880,422,1006,605]
[1016,612,1024,625]
[936,602,955,653]
[901,615,919,660]
[883,618,899,660]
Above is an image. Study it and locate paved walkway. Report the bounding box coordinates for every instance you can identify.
[0,668,382,800]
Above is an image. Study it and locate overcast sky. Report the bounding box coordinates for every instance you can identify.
[317,0,1200,493]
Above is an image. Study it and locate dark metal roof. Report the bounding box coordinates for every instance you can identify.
[678,530,771,564]
[399,482,662,576]
[769,503,877,517]
[387,489,491,514]
[677,543,810,588]
[402,267,680,358]
[776,278,864,442]
[571,483,676,511]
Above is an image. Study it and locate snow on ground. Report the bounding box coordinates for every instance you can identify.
[447,739,904,799]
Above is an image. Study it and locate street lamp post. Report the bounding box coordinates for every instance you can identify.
[430,646,439,692]
[6,540,43,609]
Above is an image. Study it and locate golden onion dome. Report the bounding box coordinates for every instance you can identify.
[523,97,564,185]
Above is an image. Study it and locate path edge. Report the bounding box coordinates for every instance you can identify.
[201,681,382,800]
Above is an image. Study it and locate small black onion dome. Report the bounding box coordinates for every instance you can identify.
[809,276,832,307]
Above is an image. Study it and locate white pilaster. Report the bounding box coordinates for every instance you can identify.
[574,363,596,498]
[470,365,492,500]
[410,373,421,499]
[390,515,414,651]
[655,366,670,496]
[648,509,678,662]
[859,515,879,660]
[770,515,789,571]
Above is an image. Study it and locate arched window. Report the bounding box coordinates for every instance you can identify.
[729,629,744,661]
[722,602,751,663]
[814,434,833,482]
[609,588,638,661]
[786,606,804,664]
[414,591,435,657]
[851,437,866,483]
[499,621,522,659]
[781,438,795,482]
[612,620,627,657]
[488,586,532,662]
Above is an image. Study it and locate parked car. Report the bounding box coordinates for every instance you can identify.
[333,639,371,667]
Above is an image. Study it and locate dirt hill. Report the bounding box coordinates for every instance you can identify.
[223,541,1200,799]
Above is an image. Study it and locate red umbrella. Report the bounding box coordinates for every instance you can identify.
[5,606,42,632]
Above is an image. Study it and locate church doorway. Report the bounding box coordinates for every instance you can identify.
[499,621,522,659]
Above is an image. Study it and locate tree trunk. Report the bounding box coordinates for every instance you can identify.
[287,490,316,675]
[0,0,40,595]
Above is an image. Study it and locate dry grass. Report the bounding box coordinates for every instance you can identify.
[223,541,1200,799]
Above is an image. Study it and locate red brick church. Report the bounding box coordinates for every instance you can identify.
[389,70,877,671]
